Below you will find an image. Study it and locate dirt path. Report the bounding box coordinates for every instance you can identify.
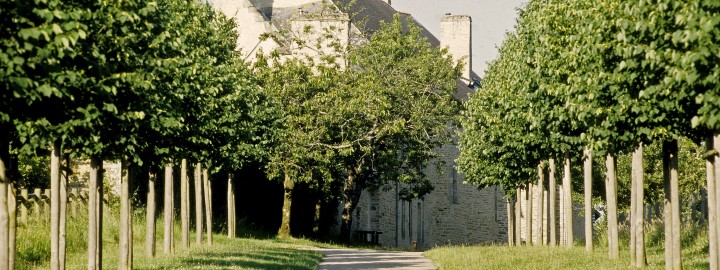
[315,248,436,270]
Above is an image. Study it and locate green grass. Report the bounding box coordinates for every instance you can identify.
[16,206,334,269]
[425,220,710,269]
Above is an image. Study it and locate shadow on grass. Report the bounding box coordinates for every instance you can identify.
[172,248,322,270]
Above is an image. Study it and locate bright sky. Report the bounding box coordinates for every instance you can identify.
[391,0,526,77]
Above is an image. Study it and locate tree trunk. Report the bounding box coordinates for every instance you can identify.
[605,154,619,259]
[88,157,102,270]
[549,159,557,247]
[163,162,174,254]
[507,197,515,246]
[146,170,156,257]
[203,168,212,245]
[227,173,235,238]
[583,149,593,252]
[8,181,16,270]
[707,136,719,270]
[515,188,522,247]
[537,162,545,246]
[119,161,132,270]
[633,144,647,267]
[0,140,9,270]
[526,184,532,245]
[59,155,68,270]
[340,167,365,242]
[663,140,682,270]
[563,154,573,247]
[50,144,61,270]
[278,172,294,237]
[630,151,637,264]
[180,159,189,248]
[194,163,203,245]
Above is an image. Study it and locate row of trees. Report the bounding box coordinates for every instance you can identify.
[1,0,272,268]
[1,0,465,268]
[458,0,719,269]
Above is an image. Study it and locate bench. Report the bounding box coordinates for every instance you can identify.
[354,230,382,245]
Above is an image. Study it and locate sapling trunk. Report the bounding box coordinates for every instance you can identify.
[536,162,544,246]
[0,141,9,270]
[515,188,522,247]
[119,161,132,270]
[59,156,68,270]
[707,136,719,270]
[203,168,212,245]
[227,173,235,238]
[88,157,102,270]
[663,140,682,270]
[507,197,515,246]
[8,181,16,270]
[50,144,60,270]
[525,185,532,245]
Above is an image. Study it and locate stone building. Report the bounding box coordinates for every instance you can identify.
[212,0,584,249]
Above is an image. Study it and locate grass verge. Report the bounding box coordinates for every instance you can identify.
[16,206,332,269]
[425,221,709,269]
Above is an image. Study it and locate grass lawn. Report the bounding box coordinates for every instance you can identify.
[425,221,710,269]
[16,207,335,269]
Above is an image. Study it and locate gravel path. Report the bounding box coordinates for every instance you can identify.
[315,248,436,270]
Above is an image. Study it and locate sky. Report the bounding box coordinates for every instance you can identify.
[391,0,526,77]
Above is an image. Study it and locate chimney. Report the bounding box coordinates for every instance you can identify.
[440,15,472,84]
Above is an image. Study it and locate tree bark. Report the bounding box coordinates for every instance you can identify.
[163,162,174,254]
[663,140,682,270]
[526,184,532,245]
[146,170,156,258]
[563,154,573,247]
[50,144,61,270]
[278,172,294,237]
[508,197,515,246]
[88,157,102,270]
[605,154,619,259]
[203,168,212,245]
[549,159,557,247]
[633,144,646,267]
[537,162,545,246]
[515,188,522,247]
[194,163,203,245]
[119,161,132,270]
[180,159,189,248]
[707,136,719,270]
[227,173,235,238]
[583,149,592,252]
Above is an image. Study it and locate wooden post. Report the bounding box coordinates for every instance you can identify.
[583,149,593,252]
[507,197,515,246]
[633,144,646,267]
[59,155,69,270]
[119,161,132,270]
[20,189,27,225]
[203,168,212,245]
[50,145,61,270]
[536,162,544,246]
[563,154,573,247]
[525,185,532,245]
[0,143,7,270]
[163,162,173,254]
[515,189,521,246]
[180,159,189,248]
[665,140,682,270]
[8,182,16,270]
[44,189,51,221]
[227,173,234,238]
[88,157,102,270]
[707,136,719,270]
[194,164,203,245]
[605,154,619,259]
[549,159,557,246]
[146,171,156,258]
[70,188,77,218]
[33,188,41,221]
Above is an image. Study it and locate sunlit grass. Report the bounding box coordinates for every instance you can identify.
[425,220,710,269]
[16,205,329,269]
